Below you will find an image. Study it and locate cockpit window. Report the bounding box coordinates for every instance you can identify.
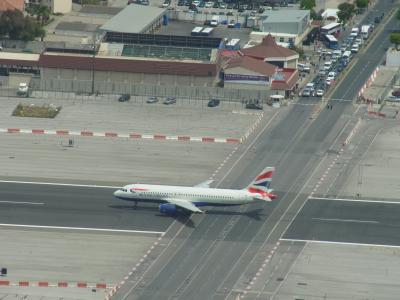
[121,189,127,192]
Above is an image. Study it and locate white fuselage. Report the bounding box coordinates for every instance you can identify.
[114,184,257,206]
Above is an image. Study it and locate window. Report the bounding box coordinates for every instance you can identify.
[279,37,284,43]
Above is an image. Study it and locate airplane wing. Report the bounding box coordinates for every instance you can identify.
[165,198,204,213]
[194,180,213,188]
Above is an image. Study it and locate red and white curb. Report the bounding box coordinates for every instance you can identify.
[357,66,380,98]
[0,280,113,289]
[0,128,241,144]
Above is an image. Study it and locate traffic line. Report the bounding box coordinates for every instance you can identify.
[0,223,164,235]
[312,217,379,224]
[309,196,400,205]
[0,128,241,144]
[0,280,113,289]
[0,179,118,188]
[280,238,400,249]
[0,201,44,205]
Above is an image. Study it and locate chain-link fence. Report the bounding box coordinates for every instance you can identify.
[27,78,273,103]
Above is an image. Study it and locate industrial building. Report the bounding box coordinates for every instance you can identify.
[100,4,168,35]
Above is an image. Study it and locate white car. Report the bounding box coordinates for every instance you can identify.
[17,82,28,95]
[205,1,213,8]
[351,46,359,53]
[327,71,336,81]
[325,78,333,86]
[316,89,324,97]
[192,0,201,6]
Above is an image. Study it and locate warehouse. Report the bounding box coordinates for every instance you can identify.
[100,4,167,34]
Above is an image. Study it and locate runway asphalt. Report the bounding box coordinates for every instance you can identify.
[0,182,172,232]
[115,1,397,299]
[283,198,400,246]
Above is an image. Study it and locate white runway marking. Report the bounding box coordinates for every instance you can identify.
[280,238,400,249]
[0,180,118,188]
[0,201,44,205]
[309,196,400,205]
[312,217,379,224]
[0,223,164,235]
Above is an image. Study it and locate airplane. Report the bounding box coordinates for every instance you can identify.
[113,167,276,214]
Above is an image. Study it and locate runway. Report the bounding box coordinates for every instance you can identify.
[0,182,172,233]
[283,197,400,247]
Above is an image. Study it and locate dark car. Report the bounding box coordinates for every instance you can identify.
[392,90,400,97]
[237,7,244,12]
[164,96,177,105]
[204,20,211,25]
[227,3,233,9]
[245,102,263,110]
[213,2,219,7]
[118,94,131,102]
[226,11,234,16]
[208,99,220,107]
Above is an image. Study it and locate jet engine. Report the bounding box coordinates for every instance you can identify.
[159,203,177,214]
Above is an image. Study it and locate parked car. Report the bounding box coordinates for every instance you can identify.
[302,89,311,97]
[316,89,324,97]
[207,98,220,107]
[118,94,130,102]
[163,96,177,105]
[205,1,213,8]
[245,102,263,110]
[227,20,235,28]
[147,96,158,103]
[17,82,29,96]
[392,90,400,97]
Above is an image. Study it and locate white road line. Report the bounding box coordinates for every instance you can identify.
[0,180,118,189]
[309,196,400,205]
[312,217,379,224]
[0,223,164,235]
[0,201,44,205]
[280,238,400,249]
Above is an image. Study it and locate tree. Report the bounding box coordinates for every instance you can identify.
[337,3,355,23]
[396,8,400,21]
[300,0,316,10]
[310,9,322,20]
[356,0,369,8]
[0,9,45,41]
[390,33,400,50]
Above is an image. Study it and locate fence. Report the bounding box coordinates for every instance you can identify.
[28,78,273,103]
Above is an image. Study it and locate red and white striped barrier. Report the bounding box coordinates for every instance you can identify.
[358,66,380,98]
[0,280,112,289]
[0,128,241,144]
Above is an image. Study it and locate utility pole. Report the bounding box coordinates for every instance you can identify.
[91,32,96,95]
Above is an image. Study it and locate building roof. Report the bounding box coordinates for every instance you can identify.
[39,52,217,76]
[225,55,277,77]
[241,34,298,60]
[271,68,299,90]
[261,9,309,24]
[0,0,24,11]
[100,4,166,34]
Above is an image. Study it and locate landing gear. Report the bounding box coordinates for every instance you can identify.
[134,201,138,209]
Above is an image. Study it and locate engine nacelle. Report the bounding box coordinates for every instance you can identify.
[159,203,177,214]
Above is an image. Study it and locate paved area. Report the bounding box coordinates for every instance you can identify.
[0,134,236,185]
[271,241,400,300]
[0,97,261,139]
[0,228,156,300]
[360,65,398,103]
[341,124,400,199]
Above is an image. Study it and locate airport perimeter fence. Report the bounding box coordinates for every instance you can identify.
[15,78,272,104]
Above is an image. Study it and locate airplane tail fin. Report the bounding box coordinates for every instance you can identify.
[245,167,277,201]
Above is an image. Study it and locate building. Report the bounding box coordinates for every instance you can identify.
[0,0,24,12]
[100,4,167,35]
[223,55,278,90]
[260,10,310,36]
[241,34,299,68]
[26,0,71,14]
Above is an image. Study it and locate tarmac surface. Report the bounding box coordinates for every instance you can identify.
[283,197,400,246]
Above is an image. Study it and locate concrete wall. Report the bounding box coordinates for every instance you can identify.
[52,0,72,14]
[170,10,246,25]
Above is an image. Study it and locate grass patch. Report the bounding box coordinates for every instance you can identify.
[12,103,61,118]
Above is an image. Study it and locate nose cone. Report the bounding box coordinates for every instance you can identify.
[113,190,121,198]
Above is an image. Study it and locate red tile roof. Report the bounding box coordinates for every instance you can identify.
[241,34,297,60]
[0,0,24,11]
[271,68,299,90]
[225,55,277,77]
[39,54,217,76]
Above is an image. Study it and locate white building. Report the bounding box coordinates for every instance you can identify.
[27,0,72,14]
